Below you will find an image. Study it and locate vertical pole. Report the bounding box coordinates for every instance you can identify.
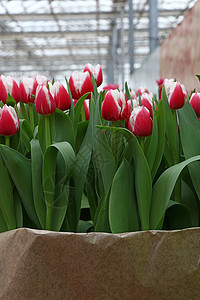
[128,0,134,75]
[107,21,117,84]
[149,0,158,53]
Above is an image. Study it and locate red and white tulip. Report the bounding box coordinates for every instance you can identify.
[101,89,127,121]
[20,77,35,103]
[49,81,71,111]
[32,74,49,96]
[69,71,94,100]
[35,86,56,115]
[190,92,200,117]
[128,106,153,137]
[163,79,185,110]
[0,105,19,136]
[0,75,20,104]
[84,63,103,87]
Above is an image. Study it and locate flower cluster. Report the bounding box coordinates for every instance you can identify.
[1,64,200,235]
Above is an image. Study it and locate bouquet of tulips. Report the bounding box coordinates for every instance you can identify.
[0,63,200,233]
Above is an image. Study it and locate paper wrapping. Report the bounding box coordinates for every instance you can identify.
[0,227,199,300]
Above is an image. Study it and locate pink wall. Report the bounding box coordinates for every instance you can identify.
[160,0,200,92]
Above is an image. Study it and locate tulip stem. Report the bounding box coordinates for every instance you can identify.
[140,137,145,152]
[20,102,29,121]
[5,136,10,147]
[28,103,34,131]
[44,115,51,149]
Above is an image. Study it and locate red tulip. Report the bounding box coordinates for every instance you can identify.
[156,78,164,86]
[125,99,139,127]
[164,79,185,110]
[0,75,20,104]
[49,81,71,111]
[137,87,149,96]
[32,74,49,96]
[35,86,56,115]
[102,83,119,92]
[84,100,90,120]
[69,71,94,100]
[20,77,34,103]
[0,104,19,136]
[139,93,155,118]
[84,63,103,87]
[101,89,127,121]
[190,92,200,117]
[128,106,153,137]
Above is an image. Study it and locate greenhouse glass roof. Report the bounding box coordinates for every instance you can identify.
[0,0,198,85]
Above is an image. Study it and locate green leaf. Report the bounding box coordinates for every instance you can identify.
[94,188,111,232]
[31,139,46,228]
[0,208,8,232]
[109,159,140,233]
[125,82,132,100]
[97,126,152,230]
[0,145,40,228]
[13,188,23,228]
[65,77,74,125]
[66,97,95,231]
[77,220,93,233]
[91,72,98,100]
[178,101,200,202]
[151,100,166,180]
[73,92,90,137]
[53,109,75,148]
[150,155,200,229]
[38,113,54,153]
[165,200,192,230]
[196,74,200,82]
[19,119,34,153]
[0,156,16,230]
[43,141,76,231]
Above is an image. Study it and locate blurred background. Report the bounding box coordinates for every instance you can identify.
[0,0,199,92]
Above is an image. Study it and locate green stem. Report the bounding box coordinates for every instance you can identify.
[5,136,10,147]
[20,102,29,121]
[46,206,52,230]
[44,115,51,149]
[28,103,34,131]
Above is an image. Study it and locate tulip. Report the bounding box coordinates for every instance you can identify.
[32,74,49,96]
[137,87,149,96]
[190,92,200,117]
[102,83,119,92]
[84,63,103,87]
[49,81,71,111]
[0,75,20,104]
[125,99,139,127]
[69,71,94,100]
[19,77,34,103]
[0,104,19,136]
[139,93,155,118]
[101,89,127,121]
[35,86,56,115]
[84,100,90,121]
[128,106,153,137]
[164,79,185,110]
[156,78,164,86]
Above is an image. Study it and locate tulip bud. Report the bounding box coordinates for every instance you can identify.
[139,93,155,118]
[84,63,103,87]
[20,77,35,103]
[190,92,200,117]
[0,105,19,136]
[128,106,153,137]
[156,78,164,86]
[102,83,119,92]
[101,89,127,121]
[49,81,71,111]
[125,99,139,127]
[137,87,149,96]
[0,75,20,104]
[164,79,185,110]
[69,71,94,100]
[32,74,49,96]
[35,86,56,115]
